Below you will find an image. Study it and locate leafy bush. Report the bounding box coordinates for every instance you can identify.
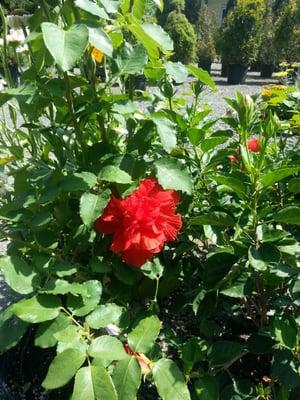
[0,1,299,400]
[257,0,277,66]
[274,0,300,62]
[0,0,38,13]
[195,3,216,67]
[219,0,265,65]
[164,11,197,64]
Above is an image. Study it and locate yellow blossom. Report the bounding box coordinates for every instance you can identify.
[279,62,289,68]
[271,84,287,90]
[92,48,104,63]
[292,62,300,68]
[274,71,288,78]
[262,89,272,98]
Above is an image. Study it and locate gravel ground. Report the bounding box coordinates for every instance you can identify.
[0,64,277,312]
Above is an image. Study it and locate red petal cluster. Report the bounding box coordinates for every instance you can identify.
[95,178,182,267]
[247,137,260,153]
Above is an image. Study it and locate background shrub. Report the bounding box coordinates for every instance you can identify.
[195,3,217,68]
[219,0,265,66]
[164,10,197,64]
[274,0,300,62]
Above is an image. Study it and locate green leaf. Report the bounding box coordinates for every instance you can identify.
[35,313,71,348]
[128,315,161,353]
[271,316,298,349]
[0,308,28,352]
[274,206,300,225]
[99,0,119,13]
[88,336,127,361]
[141,23,173,52]
[12,295,61,323]
[42,23,89,72]
[246,334,277,354]
[115,44,148,75]
[80,190,111,228]
[86,303,125,329]
[133,0,145,20]
[153,359,191,400]
[271,349,300,389]
[88,27,113,57]
[261,167,300,188]
[0,255,39,295]
[195,376,219,400]
[152,114,177,153]
[112,356,141,400]
[98,165,132,184]
[67,280,102,317]
[189,212,235,227]
[72,366,118,400]
[165,62,188,83]
[55,325,88,354]
[154,157,193,195]
[211,174,247,200]
[75,0,109,18]
[152,0,164,11]
[42,348,86,389]
[187,65,217,92]
[127,22,160,59]
[208,341,246,368]
[203,251,237,288]
[288,178,300,193]
[248,244,281,271]
[60,172,98,192]
[200,137,229,152]
[141,258,164,280]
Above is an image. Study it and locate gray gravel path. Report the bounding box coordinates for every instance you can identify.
[0,63,277,312]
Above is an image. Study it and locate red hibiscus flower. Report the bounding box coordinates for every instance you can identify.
[95,178,182,267]
[247,137,260,153]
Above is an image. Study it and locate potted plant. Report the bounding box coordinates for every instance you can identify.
[219,0,265,84]
[257,0,277,78]
[195,3,216,73]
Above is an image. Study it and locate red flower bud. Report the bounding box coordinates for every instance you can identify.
[95,179,182,267]
[228,155,239,164]
[247,137,260,153]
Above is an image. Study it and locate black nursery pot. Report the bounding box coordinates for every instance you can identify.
[198,61,212,74]
[125,75,147,93]
[227,64,248,84]
[260,64,274,78]
[221,63,228,77]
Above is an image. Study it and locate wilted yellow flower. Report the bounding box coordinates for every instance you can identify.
[274,71,288,78]
[92,48,104,63]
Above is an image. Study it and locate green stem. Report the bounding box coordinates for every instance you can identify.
[0,5,13,87]
[63,71,84,149]
[153,278,160,303]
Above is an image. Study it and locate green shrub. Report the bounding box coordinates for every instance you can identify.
[164,11,196,64]
[159,0,185,25]
[219,0,265,65]
[0,0,38,13]
[257,0,277,66]
[185,0,201,23]
[195,3,217,67]
[274,0,300,62]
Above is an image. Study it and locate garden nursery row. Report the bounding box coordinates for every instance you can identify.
[0,0,299,400]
